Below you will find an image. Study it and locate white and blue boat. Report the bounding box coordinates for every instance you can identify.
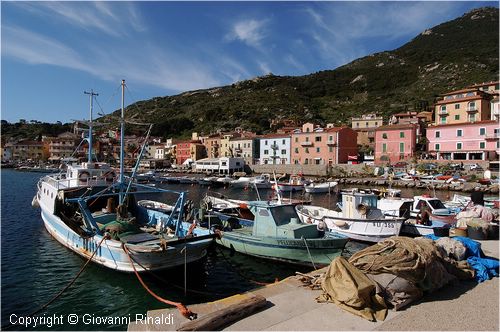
[33,81,213,272]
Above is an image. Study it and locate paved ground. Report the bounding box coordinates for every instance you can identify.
[128,239,499,331]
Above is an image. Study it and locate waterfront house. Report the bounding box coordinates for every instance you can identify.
[468,81,499,121]
[194,157,245,174]
[229,136,259,165]
[204,134,222,159]
[291,123,358,165]
[426,120,499,162]
[259,134,291,165]
[8,140,46,162]
[351,114,382,152]
[434,87,493,126]
[375,123,419,164]
[46,132,80,162]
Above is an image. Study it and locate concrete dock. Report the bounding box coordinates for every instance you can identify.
[128,239,499,331]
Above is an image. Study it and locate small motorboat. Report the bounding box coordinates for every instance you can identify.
[304,181,337,194]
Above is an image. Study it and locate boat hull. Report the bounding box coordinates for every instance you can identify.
[296,206,404,243]
[40,204,212,272]
[216,231,347,267]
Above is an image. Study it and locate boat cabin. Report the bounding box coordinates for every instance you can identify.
[248,202,320,239]
[340,191,385,219]
[411,195,451,216]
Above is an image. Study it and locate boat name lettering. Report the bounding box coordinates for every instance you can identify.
[372,222,394,228]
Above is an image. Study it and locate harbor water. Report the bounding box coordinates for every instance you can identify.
[0,169,449,330]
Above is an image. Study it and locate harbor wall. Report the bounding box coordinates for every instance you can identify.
[249,164,369,177]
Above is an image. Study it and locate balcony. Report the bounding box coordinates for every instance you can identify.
[438,110,449,116]
[485,133,500,141]
[326,140,337,146]
[270,144,279,150]
[466,107,478,113]
[301,141,313,146]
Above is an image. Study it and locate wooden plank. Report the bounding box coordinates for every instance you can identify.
[177,294,268,331]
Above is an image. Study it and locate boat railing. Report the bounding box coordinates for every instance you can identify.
[43,174,115,190]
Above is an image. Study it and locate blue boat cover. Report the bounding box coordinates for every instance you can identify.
[425,234,499,282]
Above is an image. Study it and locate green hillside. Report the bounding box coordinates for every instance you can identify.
[117,7,499,138]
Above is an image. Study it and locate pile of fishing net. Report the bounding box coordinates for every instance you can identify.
[315,236,497,322]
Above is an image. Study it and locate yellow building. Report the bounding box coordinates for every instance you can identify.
[351,114,383,148]
[8,140,46,161]
[434,88,492,125]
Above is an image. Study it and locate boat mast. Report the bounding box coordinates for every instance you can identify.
[119,80,126,204]
[84,89,98,163]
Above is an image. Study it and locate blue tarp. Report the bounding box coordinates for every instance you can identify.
[425,234,499,282]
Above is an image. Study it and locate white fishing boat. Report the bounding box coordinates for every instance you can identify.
[251,173,273,189]
[276,174,308,192]
[198,176,217,185]
[304,181,337,193]
[296,190,405,243]
[33,81,213,273]
[229,176,253,188]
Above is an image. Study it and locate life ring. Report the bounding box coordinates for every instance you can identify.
[79,171,90,182]
[105,171,117,183]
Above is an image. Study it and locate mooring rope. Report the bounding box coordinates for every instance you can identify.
[122,244,197,320]
[2,234,109,330]
[302,236,317,270]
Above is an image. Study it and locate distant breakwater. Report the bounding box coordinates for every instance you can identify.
[334,177,499,194]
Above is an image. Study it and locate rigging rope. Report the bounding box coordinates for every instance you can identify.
[1,234,109,330]
[122,244,197,320]
[302,236,317,270]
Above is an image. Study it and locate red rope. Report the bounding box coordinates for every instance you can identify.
[122,244,197,320]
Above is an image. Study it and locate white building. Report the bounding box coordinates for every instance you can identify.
[259,134,291,165]
[229,137,258,165]
[195,157,245,174]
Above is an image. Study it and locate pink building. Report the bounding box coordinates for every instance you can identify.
[426,120,499,161]
[291,123,358,165]
[374,124,418,164]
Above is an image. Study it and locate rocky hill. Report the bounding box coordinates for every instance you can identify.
[119,7,499,138]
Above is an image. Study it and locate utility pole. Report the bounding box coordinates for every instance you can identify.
[84,89,99,163]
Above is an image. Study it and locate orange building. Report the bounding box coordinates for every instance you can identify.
[434,88,493,125]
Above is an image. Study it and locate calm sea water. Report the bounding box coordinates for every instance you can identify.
[0,169,448,330]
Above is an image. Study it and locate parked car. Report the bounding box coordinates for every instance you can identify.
[467,163,483,171]
[392,162,408,168]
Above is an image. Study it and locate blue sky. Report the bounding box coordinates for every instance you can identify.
[1,1,497,123]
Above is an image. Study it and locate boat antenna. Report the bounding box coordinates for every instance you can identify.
[119,80,126,205]
[83,89,98,163]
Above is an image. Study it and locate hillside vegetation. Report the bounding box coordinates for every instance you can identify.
[118,7,497,139]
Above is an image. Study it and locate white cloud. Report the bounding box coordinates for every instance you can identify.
[226,18,268,48]
[2,25,220,92]
[9,2,146,37]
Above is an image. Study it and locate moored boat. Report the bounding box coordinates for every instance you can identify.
[213,201,349,267]
[304,181,338,194]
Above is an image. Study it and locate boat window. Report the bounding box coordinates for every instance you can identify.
[258,208,270,217]
[415,200,425,210]
[428,199,446,210]
[361,196,377,208]
[270,205,299,226]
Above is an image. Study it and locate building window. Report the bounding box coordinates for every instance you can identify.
[315,159,321,165]
[294,148,299,153]
[315,136,321,142]
[356,123,359,127]
[282,139,285,144]
[264,150,268,155]
[454,115,460,121]
[316,147,320,153]
[329,146,333,152]
[441,105,446,111]
[375,122,378,126]
[305,148,309,153]
[457,142,462,150]
[435,131,440,138]
[328,135,333,141]
[480,128,486,135]
[281,149,286,155]
[399,142,404,153]
[480,142,485,149]
[435,143,440,151]
[400,132,405,138]
[468,113,476,122]
[440,117,446,124]
[382,133,387,139]
[265,140,268,145]
[295,137,298,142]
[382,143,387,153]
[305,137,309,142]
[454,104,460,110]
[457,129,462,137]
[365,122,368,126]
